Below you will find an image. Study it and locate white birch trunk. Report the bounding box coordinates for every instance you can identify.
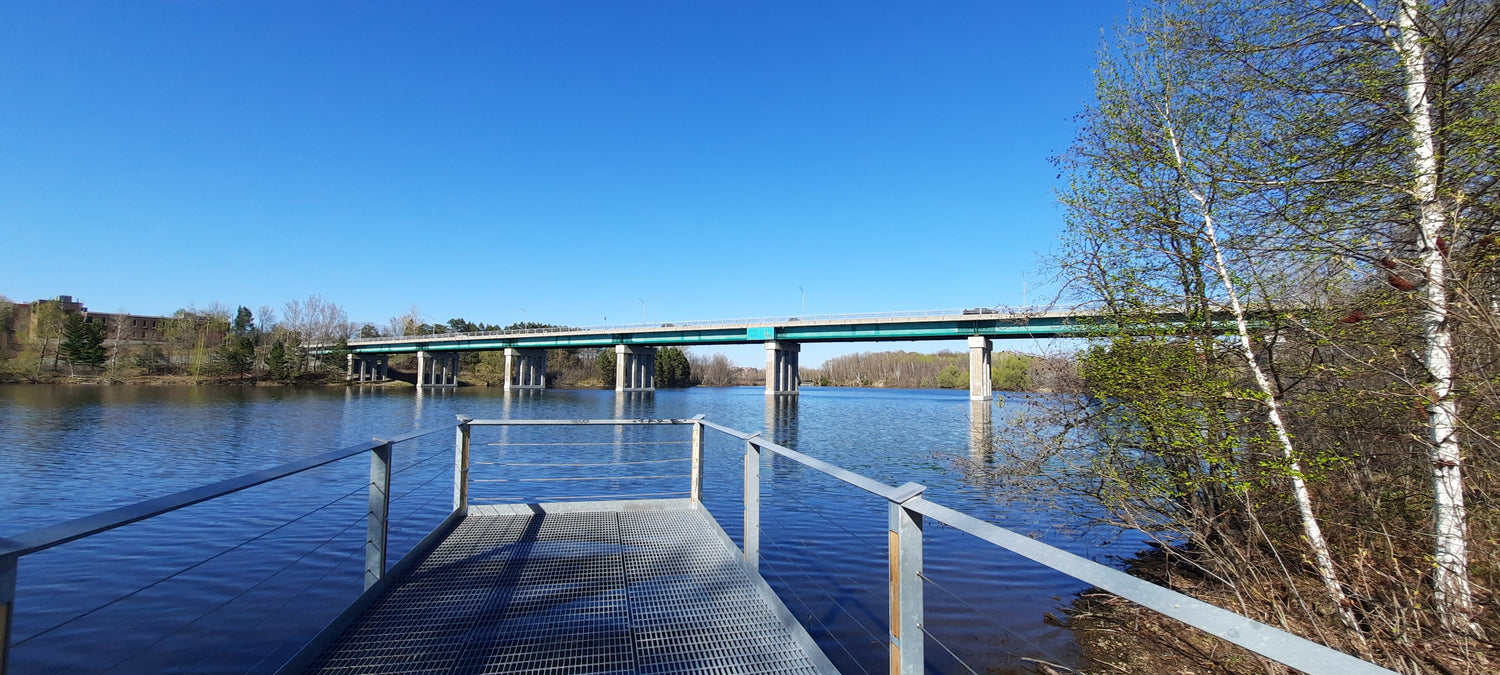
[1161,118,1368,649]
[1395,0,1475,632]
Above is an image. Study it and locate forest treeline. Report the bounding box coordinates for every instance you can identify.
[1023,1,1500,671]
[1,294,1070,392]
[810,349,1073,392]
[0,295,357,383]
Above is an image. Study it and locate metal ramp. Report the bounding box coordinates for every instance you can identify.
[301,500,830,674]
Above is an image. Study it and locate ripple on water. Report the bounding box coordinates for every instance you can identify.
[0,384,1149,674]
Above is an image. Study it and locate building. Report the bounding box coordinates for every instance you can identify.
[13,295,180,343]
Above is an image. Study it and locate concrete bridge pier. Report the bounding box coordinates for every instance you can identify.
[504,348,547,391]
[416,350,460,388]
[968,336,992,401]
[765,341,799,396]
[615,345,657,392]
[346,354,390,383]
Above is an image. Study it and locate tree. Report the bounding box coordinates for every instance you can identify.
[1178,0,1500,634]
[232,306,254,336]
[265,340,292,383]
[689,352,737,386]
[1053,0,1500,658]
[935,365,967,389]
[30,301,65,371]
[655,347,691,388]
[58,314,106,375]
[597,349,616,385]
[216,334,256,380]
[132,344,168,375]
[1054,0,1367,648]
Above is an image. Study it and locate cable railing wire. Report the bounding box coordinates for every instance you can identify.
[194,480,457,672]
[11,478,372,646]
[469,491,690,503]
[112,463,456,672]
[751,543,876,675]
[478,458,690,467]
[472,474,691,483]
[104,504,375,671]
[15,441,447,652]
[755,524,887,653]
[484,440,690,447]
[919,624,982,675]
[918,571,1079,673]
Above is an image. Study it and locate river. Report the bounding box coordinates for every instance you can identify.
[0,384,1145,674]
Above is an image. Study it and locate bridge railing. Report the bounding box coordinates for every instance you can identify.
[688,419,1392,675]
[1,415,1394,674]
[344,305,1081,345]
[0,422,462,675]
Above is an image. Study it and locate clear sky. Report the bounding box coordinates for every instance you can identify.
[1,1,1123,366]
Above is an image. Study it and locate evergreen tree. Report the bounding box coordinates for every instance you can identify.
[266,340,291,383]
[58,314,106,374]
[216,334,256,380]
[232,306,254,336]
[597,349,616,386]
[654,347,692,388]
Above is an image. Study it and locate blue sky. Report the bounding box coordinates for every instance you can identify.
[1,1,1123,365]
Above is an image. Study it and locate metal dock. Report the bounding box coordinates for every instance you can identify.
[0,416,1396,675]
[301,501,828,674]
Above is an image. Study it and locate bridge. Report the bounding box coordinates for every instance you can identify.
[332,307,1135,399]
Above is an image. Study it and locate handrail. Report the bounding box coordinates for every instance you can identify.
[0,416,1396,675]
[467,418,701,426]
[901,497,1391,675]
[700,418,1393,674]
[0,423,458,560]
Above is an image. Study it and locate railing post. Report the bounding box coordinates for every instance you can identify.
[744,432,762,569]
[690,416,705,504]
[889,496,925,675]
[365,439,393,590]
[454,416,472,514]
[1,553,15,675]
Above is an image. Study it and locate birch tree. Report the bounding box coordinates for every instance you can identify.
[1056,3,1370,646]
[1191,0,1500,634]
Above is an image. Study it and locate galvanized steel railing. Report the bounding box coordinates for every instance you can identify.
[0,422,461,675]
[0,415,1395,675]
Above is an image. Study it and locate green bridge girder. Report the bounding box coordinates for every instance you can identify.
[326,311,1240,355]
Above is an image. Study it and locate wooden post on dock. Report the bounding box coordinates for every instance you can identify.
[454,416,472,514]
[888,501,924,675]
[0,553,14,675]
[365,440,393,590]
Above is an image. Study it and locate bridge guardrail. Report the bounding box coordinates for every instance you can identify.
[342,305,1080,345]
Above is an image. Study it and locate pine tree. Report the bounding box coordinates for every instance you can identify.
[266,340,291,383]
[58,314,106,374]
[655,347,692,388]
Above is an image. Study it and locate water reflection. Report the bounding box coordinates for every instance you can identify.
[764,395,798,448]
[612,391,655,419]
[969,399,994,464]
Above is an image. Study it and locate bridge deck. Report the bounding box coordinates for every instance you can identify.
[301,501,830,675]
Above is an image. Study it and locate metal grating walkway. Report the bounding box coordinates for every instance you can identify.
[302,503,829,674]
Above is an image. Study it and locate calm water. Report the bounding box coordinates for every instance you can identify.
[0,384,1146,674]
